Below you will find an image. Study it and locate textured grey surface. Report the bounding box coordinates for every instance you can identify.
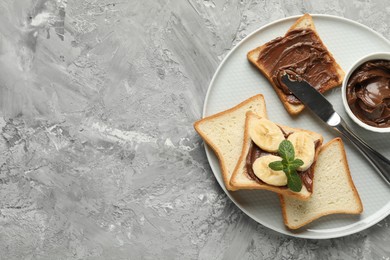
[0,0,389,259]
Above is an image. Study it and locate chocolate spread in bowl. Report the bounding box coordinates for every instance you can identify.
[257,29,341,104]
[346,60,390,128]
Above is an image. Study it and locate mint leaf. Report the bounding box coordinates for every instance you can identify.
[289,158,304,170]
[269,139,303,192]
[286,170,302,192]
[269,161,284,171]
[281,158,288,168]
[278,140,295,163]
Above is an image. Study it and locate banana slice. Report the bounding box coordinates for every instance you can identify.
[248,117,285,152]
[287,132,315,171]
[252,155,287,186]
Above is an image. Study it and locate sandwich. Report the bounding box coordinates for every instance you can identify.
[247,13,345,115]
[194,94,363,229]
[229,112,323,200]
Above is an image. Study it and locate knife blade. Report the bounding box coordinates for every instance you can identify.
[281,74,390,185]
[281,75,337,123]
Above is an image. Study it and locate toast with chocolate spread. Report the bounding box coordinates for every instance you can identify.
[194,95,267,191]
[279,138,363,229]
[247,14,345,115]
[229,112,323,200]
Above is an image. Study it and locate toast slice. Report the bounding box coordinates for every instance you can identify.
[247,14,345,115]
[194,95,267,191]
[230,112,323,200]
[279,138,363,229]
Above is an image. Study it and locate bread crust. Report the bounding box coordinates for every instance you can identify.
[279,138,363,229]
[229,111,323,200]
[247,13,345,115]
[194,94,267,190]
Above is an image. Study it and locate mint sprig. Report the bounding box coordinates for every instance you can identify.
[269,140,303,192]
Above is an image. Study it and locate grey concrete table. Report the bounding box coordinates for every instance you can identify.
[0,0,389,259]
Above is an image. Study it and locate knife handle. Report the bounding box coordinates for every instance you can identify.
[334,117,390,185]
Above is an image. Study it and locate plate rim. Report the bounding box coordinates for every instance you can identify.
[201,13,390,239]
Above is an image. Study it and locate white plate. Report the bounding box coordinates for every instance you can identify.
[203,14,390,239]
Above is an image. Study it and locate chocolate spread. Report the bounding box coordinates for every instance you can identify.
[346,60,390,128]
[257,29,340,104]
[245,135,319,192]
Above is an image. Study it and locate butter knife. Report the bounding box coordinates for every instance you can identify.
[281,74,390,185]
